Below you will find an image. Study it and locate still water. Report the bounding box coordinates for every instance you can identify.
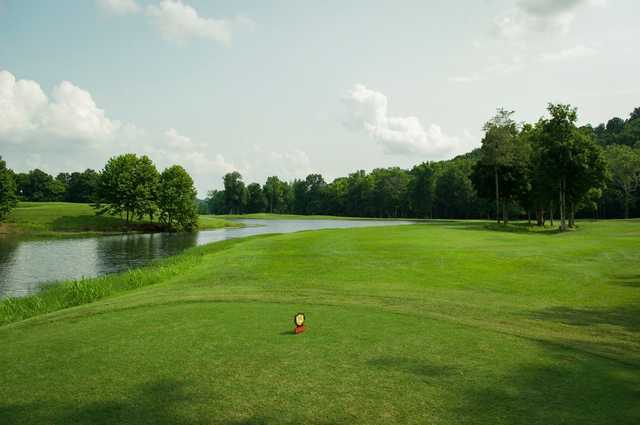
[0,219,413,298]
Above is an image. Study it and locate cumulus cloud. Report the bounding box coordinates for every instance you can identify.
[0,70,120,143]
[145,0,232,45]
[97,0,141,15]
[539,44,597,62]
[342,84,472,157]
[492,0,605,39]
[0,69,280,196]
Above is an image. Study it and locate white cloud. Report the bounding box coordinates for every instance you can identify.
[145,0,232,45]
[492,0,604,39]
[539,44,597,62]
[342,84,473,158]
[0,69,254,196]
[0,70,120,143]
[97,0,140,15]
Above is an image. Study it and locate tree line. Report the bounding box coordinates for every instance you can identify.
[0,154,198,231]
[2,103,639,229]
[205,104,640,226]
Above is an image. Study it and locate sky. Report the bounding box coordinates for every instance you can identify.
[1,0,639,196]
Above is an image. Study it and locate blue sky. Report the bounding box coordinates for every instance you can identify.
[1,0,639,195]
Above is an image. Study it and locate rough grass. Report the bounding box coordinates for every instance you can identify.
[2,202,240,238]
[1,220,639,424]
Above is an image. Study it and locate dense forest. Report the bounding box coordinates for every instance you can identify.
[2,103,639,228]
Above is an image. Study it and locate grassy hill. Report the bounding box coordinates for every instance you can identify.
[1,202,240,238]
[1,220,639,424]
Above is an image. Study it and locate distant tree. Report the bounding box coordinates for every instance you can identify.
[223,172,247,214]
[345,170,373,216]
[409,162,437,218]
[371,167,409,217]
[158,165,198,231]
[435,162,476,219]
[606,117,625,135]
[206,190,226,214]
[97,154,159,224]
[630,107,640,122]
[324,177,348,216]
[65,169,99,203]
[0,156,18,221]
[17,169,62,201]
[291,179,309,214]
[305,174,327,214]
[263,176,285,213]
[246,183,266,213]
[605,144,640,218]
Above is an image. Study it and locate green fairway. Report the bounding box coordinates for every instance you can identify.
[1,220,639,424]
[1,202,240,238]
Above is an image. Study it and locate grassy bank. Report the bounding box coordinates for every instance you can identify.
[1,220,639,424]
[1,202,240,238]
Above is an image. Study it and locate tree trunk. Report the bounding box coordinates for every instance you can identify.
[624,186,630,219]
[494,167,500,224]
[559,178,567,231]
[527,211,531,226]
[502,199,509,224]
[569,201,575,228]
[550,201,554,227]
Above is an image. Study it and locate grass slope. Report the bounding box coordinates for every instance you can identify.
[1,202,239,238]
[1,220,639,424]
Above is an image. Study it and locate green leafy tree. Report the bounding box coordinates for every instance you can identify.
[97,154,159,224]
[291,179,309,214]
[0,156,18,221]
[539,104,607,229]
[371,167,410,217]
[65,169,99,203]
[434,162,477,219]
[605,144,640,218]
[409,162,437,218]
[476,108,519,223]
[263,176,285,213]
[16,169,63,201]
[158,165,198,231]
[223,172,247,214]
[345,170,373,216]
[305,174,327,214]
[246,183,266,213]
[206,190,226,214]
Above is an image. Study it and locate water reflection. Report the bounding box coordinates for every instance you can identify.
[0,219,413,298]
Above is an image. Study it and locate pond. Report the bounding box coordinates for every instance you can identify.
[0,219,415,299]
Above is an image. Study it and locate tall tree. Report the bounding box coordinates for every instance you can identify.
[246,183,266,213]
[409,162,437,218]
[206,190,226,214]
[158,165,198,231]
[223,172,247,214]
[0,156,18,221]
[263,176,285,213]
[605,144,640,218]
[477,108,519,223]
[305,174,327,214]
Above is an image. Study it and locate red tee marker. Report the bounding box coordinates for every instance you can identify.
[294,313,305,334]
